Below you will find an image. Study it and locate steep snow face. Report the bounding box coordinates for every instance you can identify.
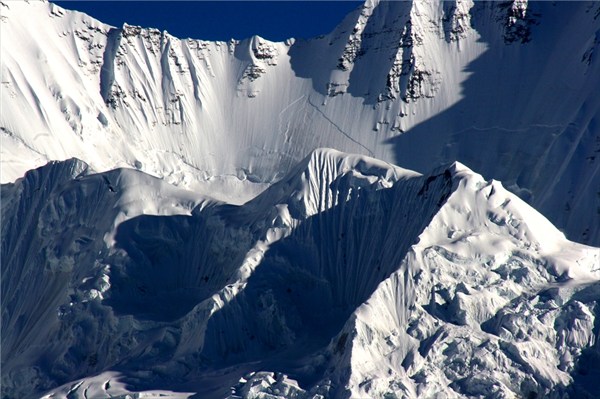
[2,150,599,399]
[327,165,600,398]
[1,0,599,244]
[0,160,208,396]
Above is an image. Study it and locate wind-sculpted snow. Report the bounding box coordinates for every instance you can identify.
[1,0,599,244]
[323,165,600,398]
[2,0,600,397]
[0,160,208,397]
[1,149,599,398]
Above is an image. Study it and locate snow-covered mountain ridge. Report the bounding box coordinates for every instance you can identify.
[2,149,599,398]
[2,0,600,397]
[1,0,599,244]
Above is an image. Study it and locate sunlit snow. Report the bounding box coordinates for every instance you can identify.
[2,0,600,398]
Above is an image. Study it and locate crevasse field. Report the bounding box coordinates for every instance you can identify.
[1,1,600,398]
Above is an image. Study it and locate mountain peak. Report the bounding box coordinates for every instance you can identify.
[244,148,418,221]
[2,0,598,244]
[2,2,600,396]
[3,151,600,398]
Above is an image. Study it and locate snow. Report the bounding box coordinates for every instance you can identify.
[2,0,600,397]
[2,149,599,398]
[1,0,598,244]
[333,160,600,398]
[40,371,194,399]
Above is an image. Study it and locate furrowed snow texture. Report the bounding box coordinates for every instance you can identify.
[2,0,600,398]
[1,0,599,245]
[2,149,599,398]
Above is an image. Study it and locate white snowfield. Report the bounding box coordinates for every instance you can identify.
[1,0,599,244]
[2,149,599,398]
[2,0,600,398]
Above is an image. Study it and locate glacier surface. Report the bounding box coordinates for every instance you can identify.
[2,1,600,398]
[1,0,599,244]
[2,149,600,398]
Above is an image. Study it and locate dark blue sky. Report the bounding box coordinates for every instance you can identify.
[53,1,362,42]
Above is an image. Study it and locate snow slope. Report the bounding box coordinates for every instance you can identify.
[2,0,600,397]
[1,0,599,244]
[2,149,599,398]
